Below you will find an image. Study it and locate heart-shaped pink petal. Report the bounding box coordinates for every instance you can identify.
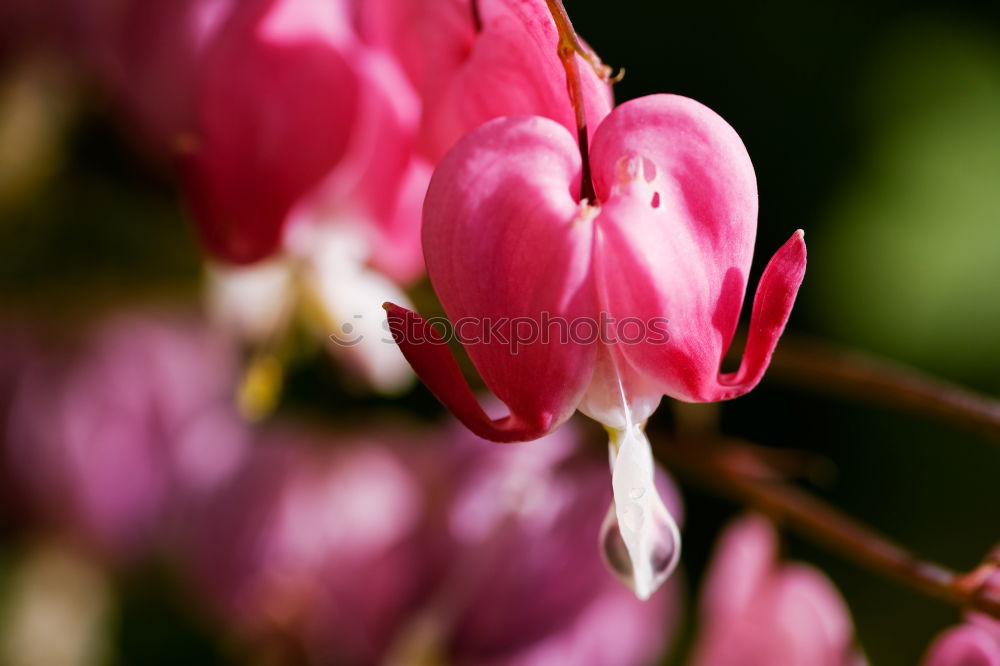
[587,94,806,406]
[416,0,613,161]
[392,115,600,440]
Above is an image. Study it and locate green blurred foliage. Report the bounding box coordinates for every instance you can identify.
[813,21,1000,391]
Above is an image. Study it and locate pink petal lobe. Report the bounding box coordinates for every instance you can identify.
[417,0,613,162]
[293,44,426,283]
[714,230,807,399]
[698,514,776,623]
[419,115,599,439]
[586,94,803,403]
[383,303,550,442]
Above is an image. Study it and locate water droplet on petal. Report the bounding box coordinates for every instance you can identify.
[600,504,632,578]
[628,487,645,500]
[600,500,679,600]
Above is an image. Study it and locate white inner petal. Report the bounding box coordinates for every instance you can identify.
[602,422,682,600]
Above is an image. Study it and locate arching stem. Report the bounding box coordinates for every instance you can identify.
[543,0,602,202]
[766,335,1000,442]
[657,430,1000,619]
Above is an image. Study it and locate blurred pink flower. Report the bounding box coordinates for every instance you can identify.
[177,0,427,272]
[690,515,864,666]
[180,0,361,264]
[72,0,428,274]
[923,566,1000,666]
[430,421,681,666]
[182,427,432,664]
[924,622,1000,666]
[4,314,248,560]
[182,420,678,665]
[70,0,430,390]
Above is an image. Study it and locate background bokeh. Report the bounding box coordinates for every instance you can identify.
[2,1,999,665]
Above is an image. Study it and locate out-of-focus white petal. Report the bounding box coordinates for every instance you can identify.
[602,423,681,601]
[204,259,294,342]
[292,224,414,393]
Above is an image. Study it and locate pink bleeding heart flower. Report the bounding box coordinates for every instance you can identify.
[356,0,614,162]
[386,93,807,598]
[690,515,864,666]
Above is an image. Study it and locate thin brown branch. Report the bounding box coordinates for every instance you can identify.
[657,437,1000,619]
[767,336,1000,441]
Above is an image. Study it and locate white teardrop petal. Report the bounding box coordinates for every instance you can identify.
[601,423,681,600]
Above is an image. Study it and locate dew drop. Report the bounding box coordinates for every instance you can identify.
[600,506,632,579]
[628,487,645,500]
[650,191,660,208]
[599,500,681,600]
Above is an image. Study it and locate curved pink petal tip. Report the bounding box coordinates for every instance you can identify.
[383,302,552,443]
[713,230,807,400]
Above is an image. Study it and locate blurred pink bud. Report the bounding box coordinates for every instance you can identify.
[4,314,248,560]
[180,0,360,264]
[690,515,864,666]
[924,623,1000,666]
[923,564,1000,666]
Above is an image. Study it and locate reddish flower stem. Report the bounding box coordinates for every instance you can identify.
[767,336,1000,442]
[657,435,1000,619]
[543,0,597,202]
[470,0,482,32]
